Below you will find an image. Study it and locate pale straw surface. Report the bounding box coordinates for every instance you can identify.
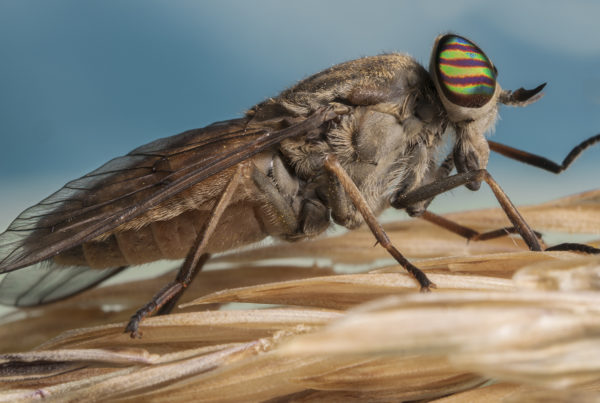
[0,190,599,402]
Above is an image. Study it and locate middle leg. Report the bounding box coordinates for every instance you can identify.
[419,210,544,245]
[323,154,434,290]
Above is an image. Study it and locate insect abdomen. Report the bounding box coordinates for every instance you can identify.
[53,203,270,269]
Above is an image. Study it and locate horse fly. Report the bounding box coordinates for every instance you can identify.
[1,34,599,338]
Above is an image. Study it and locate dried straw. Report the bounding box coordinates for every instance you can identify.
[1,190,599,402]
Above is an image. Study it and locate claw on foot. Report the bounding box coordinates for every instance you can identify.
[420,282,437,293]
[125,318,143,339]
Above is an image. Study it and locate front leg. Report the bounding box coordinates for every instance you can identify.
[393,153,547,247]
[394,153,455,217]
[392,170,600,254]
[393,170,541,251]
[488,134,600,174]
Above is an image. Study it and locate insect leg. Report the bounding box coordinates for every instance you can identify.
[488,133,600,173]
[401,153,454,217]
[125,165,244,338]
[323,154,434,290]
[393,170,600,254]
[399,155,544,244]
[155,252,210,316]
[419,210,544,244]
[392,170,542,251]
[251,168,298,235]
[125,253,210,337]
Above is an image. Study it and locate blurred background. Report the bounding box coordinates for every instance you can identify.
[1,0,599,230]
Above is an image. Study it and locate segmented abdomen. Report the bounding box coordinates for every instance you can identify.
[53,204,269,269]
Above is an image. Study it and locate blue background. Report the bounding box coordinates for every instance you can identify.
[1,0,599,229]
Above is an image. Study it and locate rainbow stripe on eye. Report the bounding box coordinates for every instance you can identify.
[436,35,496,108]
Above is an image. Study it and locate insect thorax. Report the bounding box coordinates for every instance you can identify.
[249,53,450,231]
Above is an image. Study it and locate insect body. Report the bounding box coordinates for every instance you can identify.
[1,34,598,337]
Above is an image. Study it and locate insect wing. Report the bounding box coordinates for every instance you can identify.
[0,263,127,306]
[0,118,264,305]
[0,106,343,305]
[0,118,260,273]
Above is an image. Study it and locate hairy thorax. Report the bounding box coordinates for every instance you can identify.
[263,53,449,228]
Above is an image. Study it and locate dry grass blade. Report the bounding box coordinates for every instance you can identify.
[183,251,591,311]
[430,383,600,403]
[0,265,336,353]
[0,190,599,401]
[282,288,600,391]
[183,272,516,309]
[35,308,341,351]
[514,255,600,291]
[443,189,600,234]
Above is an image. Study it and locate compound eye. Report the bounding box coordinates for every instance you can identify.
[436,35,497,108]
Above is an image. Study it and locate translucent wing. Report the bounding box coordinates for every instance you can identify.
[0,262,126,306]
[0,107,342,305]
[0,118,259,273]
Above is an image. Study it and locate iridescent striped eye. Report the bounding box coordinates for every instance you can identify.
[435,35,497,108]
